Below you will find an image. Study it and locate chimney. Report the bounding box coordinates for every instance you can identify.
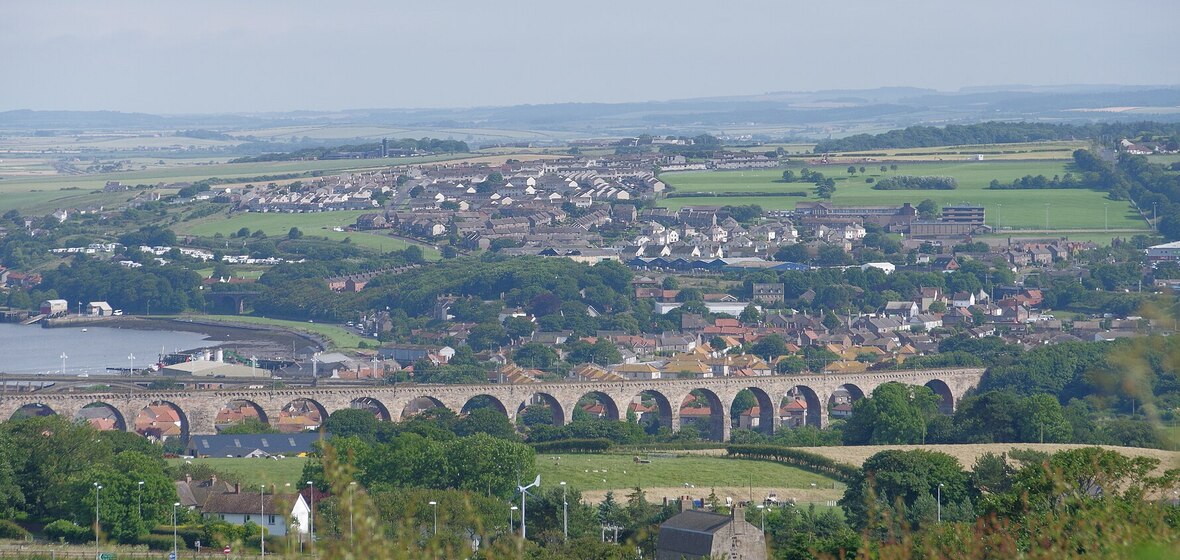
[233,482,240,494]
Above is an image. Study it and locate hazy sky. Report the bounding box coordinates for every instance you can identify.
[3,0,1178,114]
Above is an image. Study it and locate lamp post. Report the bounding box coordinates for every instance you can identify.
[509,506,518,533]
[756,504,766,533]
[93,483,102,556]
[307,481,315,549]
[137,480,144,519]
[349,481,357,544]
[560,481,568,541]
[260,484,266,558]
[172,501,180,558]
[61,352,68,376]
[128,353,135,375]
[429,500,438,536]
[937,483,944,523]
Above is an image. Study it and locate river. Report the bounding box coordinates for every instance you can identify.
[0,322,217,375]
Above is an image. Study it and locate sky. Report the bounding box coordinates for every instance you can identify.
[2,0,1178,114]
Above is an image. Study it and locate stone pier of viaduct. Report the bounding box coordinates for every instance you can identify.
[0,368,984,441]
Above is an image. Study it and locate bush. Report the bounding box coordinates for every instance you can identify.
[531,438,612,453]
[726,444,861,482]
[43,519,91,544]
[0,519,30,540]
[138,534,179,551]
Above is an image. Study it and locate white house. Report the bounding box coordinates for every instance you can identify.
[201,491,310,537]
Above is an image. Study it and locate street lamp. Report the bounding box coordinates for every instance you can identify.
[560,481,568,541]
[429,500,438,536]
[61,352,69,376]
[307,481,315,548]
[509,506,518,533]
[756,504,766,533]
[172,501,181,558]
[93,483,102,556]
[260,484,266,558]
[137,480,145,519]
[349,481,357,544]
[128,353,135,375]
[937,483,944,523]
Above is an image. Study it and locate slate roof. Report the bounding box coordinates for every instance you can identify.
[657,510,732,559]
[187,432,327,457]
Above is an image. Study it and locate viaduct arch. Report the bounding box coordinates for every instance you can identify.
[0,368,984,442]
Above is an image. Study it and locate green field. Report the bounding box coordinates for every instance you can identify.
[536,453,836,492]
[168,457,308,488]
[660,161,1149,231]
[167,453,837,496]
[177,210,440,258]
[186,314,372,350]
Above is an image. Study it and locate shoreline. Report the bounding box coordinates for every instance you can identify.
[40,315,324,358]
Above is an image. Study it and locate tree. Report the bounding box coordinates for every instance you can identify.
[661,276,679,290]
[971,452,1014,494]
[453,407,516,440]
[513,343,559,370]
[323,408,380,441]
[842,383,940,445]
[750,334,787,361]
[839,449,973,529]
[739,303,761,325]
[503,316,536,342]
[467,322,507,352]
[917,198,940,220]
[235,227,251,238]
[781,170,796,182]
[847,166,857,176]
[287,227,303,240]
[774,244,810,263]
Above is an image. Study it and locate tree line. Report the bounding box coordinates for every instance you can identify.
[231,138,470,163]
[872,175,958,190]
[813,121,1180,152]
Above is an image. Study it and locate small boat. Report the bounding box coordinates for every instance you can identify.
[81,328,88,332]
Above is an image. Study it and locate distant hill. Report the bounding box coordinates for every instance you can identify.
[3,85,1179,139]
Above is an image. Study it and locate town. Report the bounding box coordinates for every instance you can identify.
[2,2,1180,558]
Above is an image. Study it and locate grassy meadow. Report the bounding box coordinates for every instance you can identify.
[660,161,1149,231]
[176,209,440,258]
[183,314,372,350]
[535,452,836,492]
[168,456,308,488]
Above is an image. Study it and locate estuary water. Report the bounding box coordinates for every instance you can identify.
[0,322,216,375]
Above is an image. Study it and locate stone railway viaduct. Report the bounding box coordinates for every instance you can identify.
[0,368,984,442]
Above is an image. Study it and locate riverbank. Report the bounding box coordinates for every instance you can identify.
[40,315,323,359]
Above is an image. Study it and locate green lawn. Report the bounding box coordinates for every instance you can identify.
[168,457,308,488]
[535,453,836,492]
[660,161,1149,231]
[177,210,440,258]
[186,314,372,350]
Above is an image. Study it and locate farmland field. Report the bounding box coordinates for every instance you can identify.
[176,210,440,258]
[660,161,1149,231]
[792,443,1180,473]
